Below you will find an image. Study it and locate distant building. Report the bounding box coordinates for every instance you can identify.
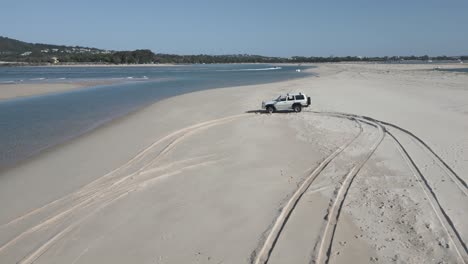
[20,51,32,56]
[50,57,59,64]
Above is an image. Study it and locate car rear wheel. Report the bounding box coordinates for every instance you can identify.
[293,104,302,113]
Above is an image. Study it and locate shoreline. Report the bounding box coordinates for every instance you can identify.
[0,63,467,263]
[2,62,466,183]
[1,63,465,171]
[0,62,180,67]
[1,61,466,67]
[0,64,316,101]
[1,62,465,173]
[0,68,316,171]
[0,62,300,67]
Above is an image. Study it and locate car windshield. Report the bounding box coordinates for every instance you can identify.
[275,96,285,101]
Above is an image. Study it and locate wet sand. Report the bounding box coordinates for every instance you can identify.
[0,80,115,100]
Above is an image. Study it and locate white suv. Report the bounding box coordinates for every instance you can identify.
[262,93,311,113]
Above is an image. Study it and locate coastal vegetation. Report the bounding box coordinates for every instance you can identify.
[1,36,466,65]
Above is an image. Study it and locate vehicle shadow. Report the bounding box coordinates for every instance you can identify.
[245,110,292,114]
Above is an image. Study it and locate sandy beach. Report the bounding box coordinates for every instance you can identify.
[0,63,467,263]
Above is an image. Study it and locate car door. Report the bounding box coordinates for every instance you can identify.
[275,96,287,110]
[286,95,295,109]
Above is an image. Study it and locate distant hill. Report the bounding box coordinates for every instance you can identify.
[0,36,107,54]
[1,36,466,65]
[0,36,112,63]
[0,36,287,64]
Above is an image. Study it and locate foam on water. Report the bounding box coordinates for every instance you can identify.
[215,66,282,72]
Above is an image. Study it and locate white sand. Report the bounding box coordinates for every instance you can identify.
[0,63,467,263]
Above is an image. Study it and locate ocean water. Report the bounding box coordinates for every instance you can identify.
[0,64,313,169]
[437,67,468,73]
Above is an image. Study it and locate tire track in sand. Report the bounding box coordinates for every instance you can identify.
[1,114,248,229]
[252,116,364,264]
[379,120,467,196]
[0,114,250,263]
[317,112,466,196]
[254,110,466,264]
[388,131,467,263]
[312,111,467,263]
[313,115,385,264]
[16,160,222,264]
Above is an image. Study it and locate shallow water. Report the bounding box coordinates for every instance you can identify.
[437,67,468,73]
[0,64,313,168]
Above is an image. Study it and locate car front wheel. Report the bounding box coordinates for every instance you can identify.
[266,105,275,114]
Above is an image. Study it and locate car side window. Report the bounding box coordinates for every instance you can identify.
[280,97,286,101]
[287,96,294,101]
[296,95,305,100]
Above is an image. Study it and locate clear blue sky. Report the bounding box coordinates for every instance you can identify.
[1,0,467,57]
